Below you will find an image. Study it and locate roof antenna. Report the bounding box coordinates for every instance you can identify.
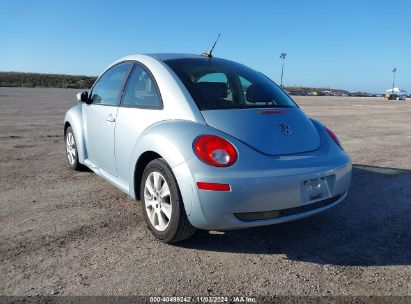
[202,33,221,58]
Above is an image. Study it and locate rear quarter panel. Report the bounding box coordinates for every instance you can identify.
[126,120,241,215]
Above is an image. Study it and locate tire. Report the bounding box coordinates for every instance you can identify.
[65,126,82,171]
[140,158,196,243]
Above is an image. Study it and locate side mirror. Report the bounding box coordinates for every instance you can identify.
[76,91,89,103]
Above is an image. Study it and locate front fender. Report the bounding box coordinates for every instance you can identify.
[64,104,87,163]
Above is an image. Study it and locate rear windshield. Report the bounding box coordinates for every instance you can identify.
[164,57,296,110]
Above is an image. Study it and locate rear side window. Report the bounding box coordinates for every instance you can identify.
[164,58,296,110]
[121,64,162,108]
[91,62,132,106]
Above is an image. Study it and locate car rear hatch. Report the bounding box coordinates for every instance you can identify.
[201,108,321,155]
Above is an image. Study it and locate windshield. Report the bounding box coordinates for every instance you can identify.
[164,57,296,110]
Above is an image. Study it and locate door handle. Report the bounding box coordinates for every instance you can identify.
[106,114,115,122]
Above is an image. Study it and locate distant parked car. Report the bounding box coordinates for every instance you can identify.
[398,95,406,101]
[386,94,398,100]
[64,53,351,243]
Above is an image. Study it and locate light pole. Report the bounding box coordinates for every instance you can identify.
[392,67,397,95]
[280,52,287,88]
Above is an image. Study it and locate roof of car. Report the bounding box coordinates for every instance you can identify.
[146,53,212,61]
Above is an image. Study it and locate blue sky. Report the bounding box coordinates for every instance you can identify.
[1,0,410,93]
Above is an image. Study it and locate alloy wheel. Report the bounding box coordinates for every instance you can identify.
[66,132,76,165]
[144,172,172,231]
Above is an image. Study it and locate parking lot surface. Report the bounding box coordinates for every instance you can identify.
[0,87,410,296]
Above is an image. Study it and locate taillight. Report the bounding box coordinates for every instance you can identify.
[193,135,237,167]
[325,126,343,150]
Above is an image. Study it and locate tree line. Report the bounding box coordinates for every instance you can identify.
[0,72,97,89]
[0,71,350,94]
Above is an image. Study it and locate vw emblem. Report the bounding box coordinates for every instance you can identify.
[280,123,292,135]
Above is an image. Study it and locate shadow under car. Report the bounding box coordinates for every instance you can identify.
[178,164,411,267]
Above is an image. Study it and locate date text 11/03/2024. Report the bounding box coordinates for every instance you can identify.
[149,296,257,303]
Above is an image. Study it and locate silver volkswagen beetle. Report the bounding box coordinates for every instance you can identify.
[64,53,351,243]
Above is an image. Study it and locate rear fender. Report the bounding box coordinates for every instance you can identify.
[128,120,222,215]
[310,118,339,149]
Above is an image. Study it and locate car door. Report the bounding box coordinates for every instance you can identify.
[114,62,165,185]
[84,61,133,175]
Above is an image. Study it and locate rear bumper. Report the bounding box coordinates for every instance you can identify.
[233,193,345,221]
[174,156,351,230]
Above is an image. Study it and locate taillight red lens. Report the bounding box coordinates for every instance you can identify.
[193,135,237,167]
[325,127,343,150]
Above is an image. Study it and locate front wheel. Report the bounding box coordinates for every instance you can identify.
[141,158,196,243]
[65,126,82,171]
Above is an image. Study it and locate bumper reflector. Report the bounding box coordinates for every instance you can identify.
[197,182,231,192]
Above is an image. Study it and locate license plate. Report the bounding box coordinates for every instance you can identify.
[301,176,331,203]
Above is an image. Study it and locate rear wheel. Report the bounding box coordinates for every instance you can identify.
[141,158,196,243]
